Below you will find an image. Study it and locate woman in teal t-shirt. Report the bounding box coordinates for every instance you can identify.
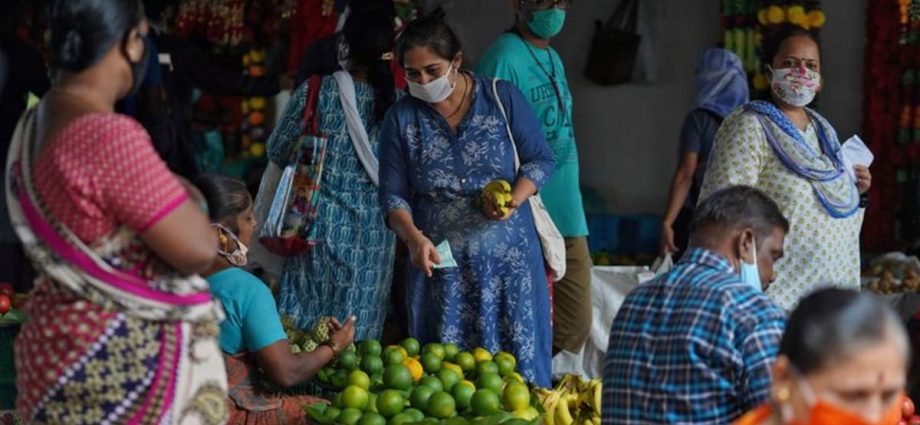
[195,174,356,424]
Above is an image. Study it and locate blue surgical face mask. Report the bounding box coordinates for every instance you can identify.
[528,8,567,39]
[739,237,763,292]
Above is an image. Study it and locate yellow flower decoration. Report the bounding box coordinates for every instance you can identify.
[767,5,785,24]
[808,10,826,28]
[753,73,770,91]
[787,6,807,25]
[757,9,769,26]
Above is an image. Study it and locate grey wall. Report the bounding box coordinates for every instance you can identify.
[437,0,867,215]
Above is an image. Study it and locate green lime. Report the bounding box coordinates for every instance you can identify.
[338,408,364,425]
[361,355,385,375]
[420,353,443,374]
[443,417,470,425]
[325,406,342,421]
[331,369,349,388]
[338,350,359,370]
[455,352,476,372]
[494,354,516,377]
[341,385,370,410]
[359,340,383,357]
[384,348,406,366]
[348,370,372,390]
[422,343,446,360]
[451,381,476,411]
[437,368,461,392]
[376,389,406,418]
[410,385,436,410]
[470,389,501,416]
[501,383,530,411]
[475,373,504,395]
[359,413,387,425]
[418,376,444,392]
[443,343,460,362]
[403,408,425,422]
[400,338,421,357]
[367,393,379,414]
[382,364,413,391]
[426,391,456,419]
[333,393,345,408]
[389,413,415,425]
[475,361,499,377]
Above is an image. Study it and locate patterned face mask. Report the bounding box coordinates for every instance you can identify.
[769,65,821,107]
[213,223,248,267]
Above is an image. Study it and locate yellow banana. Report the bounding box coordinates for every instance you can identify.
[554,396,576,425]
[583,419,593,425]
[592,380,602,417]
[543,393,560,425]
[591,417,601,425]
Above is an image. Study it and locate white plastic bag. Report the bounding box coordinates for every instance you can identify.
[246,162,286,279]
[552,266,650,379]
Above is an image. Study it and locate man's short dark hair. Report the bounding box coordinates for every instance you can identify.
[691,186,790,243]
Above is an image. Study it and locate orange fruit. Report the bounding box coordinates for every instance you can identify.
[502,383,530,411]
[382,364,413,391]
[426,391,456,419]
[376,389,406,418]
[342,385,370,410]
[403,358,424,382]
[470,389,501,416]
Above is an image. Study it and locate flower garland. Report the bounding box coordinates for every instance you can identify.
[720,0,825,98]
[862,0,908,251]
[240,48,269,160]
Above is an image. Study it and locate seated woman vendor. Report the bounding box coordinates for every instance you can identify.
[195,173,355,424]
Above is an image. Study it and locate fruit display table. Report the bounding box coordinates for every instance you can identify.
[552,266,653,380]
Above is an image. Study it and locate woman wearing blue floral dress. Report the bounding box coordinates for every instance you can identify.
[267,11,396,340]
[379,12,555,386]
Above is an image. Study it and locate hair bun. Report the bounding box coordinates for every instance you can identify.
[54,29,86,70]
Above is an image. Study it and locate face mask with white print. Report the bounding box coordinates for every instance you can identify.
[213,223,248,267]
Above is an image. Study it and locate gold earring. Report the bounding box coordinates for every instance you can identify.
[776,387,791,402]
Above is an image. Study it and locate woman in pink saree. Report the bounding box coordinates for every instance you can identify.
[5,0,228,423]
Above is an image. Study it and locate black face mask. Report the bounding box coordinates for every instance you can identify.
[122,33,149,99]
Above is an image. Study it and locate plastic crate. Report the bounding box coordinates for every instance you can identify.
[0,325,20,410]
[586,214,620,253]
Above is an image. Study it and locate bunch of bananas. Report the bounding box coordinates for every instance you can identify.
[533,375,602,425]
[476,180,513,216]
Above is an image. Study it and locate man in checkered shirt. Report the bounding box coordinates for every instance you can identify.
[602,186,788,424]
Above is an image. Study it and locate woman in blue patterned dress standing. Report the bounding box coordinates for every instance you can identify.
[378,11,555,386]
[267,11,396,340]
